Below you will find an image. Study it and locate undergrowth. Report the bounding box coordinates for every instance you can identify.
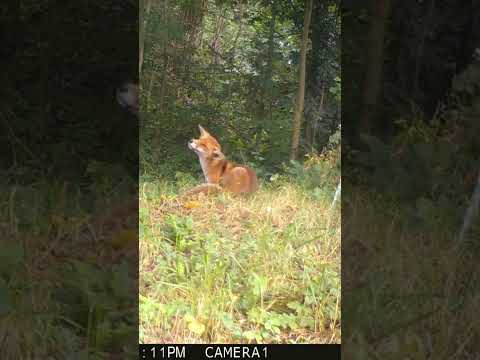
[139,153,341,344]
[343,87,480,358]
[0,171,138,359]
[343,186,480,359]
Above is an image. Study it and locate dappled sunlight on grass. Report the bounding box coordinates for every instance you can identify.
[139,178,341,344]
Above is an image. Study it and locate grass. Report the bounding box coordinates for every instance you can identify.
[139,171,341,344]
[343,186,480,359]
[0,176,138,359]
[0,152,340,355]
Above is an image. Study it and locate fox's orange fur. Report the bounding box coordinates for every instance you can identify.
[186,125,257,196]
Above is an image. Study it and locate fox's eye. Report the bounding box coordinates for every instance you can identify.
[212,150,223,159]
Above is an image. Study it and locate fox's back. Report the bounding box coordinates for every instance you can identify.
[221,161,257,194]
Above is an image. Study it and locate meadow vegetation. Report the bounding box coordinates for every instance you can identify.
[139,148,341,344]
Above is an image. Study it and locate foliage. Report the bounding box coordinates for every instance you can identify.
[0,1,138,181]
[342,1,480,354]
[283,129,340,202]
[140,0,341,179]
[349,46,480,229]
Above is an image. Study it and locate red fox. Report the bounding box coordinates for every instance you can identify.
[185,125,258,196]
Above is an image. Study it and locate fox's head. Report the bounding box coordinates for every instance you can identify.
[188,125,225,163]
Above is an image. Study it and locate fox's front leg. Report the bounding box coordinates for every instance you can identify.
[180,183,223,199]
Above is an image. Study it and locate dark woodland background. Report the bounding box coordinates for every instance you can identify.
[1,1,139,358]
[343,1,480,231]
[343,0,480,357]
[1,1,139,181]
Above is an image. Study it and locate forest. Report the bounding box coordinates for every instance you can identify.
[343,1,480,358]
[0,1,139,358]
[139,0,341,344]
[139,0,340,175]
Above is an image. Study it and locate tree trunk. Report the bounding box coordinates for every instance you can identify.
[139,0,144,76]
[211,10,225,65]
[158,0,169,110]
[140,0,152,76]
[265,0,276,121]
[413,0,436,98]
[290,0,314,161]
[305,84,325,151]
[147,70,156,110]
[359,0,392,135]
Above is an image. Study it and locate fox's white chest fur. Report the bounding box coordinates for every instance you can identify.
[198,155,211,183]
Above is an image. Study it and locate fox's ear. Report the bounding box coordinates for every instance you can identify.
[198,125,210,137]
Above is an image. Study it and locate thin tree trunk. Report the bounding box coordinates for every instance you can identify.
[290,0,314,161]
[359,0,392,135]
[139,0,144,75]
[147,70,156,109]
[211,9,226,65]
[158,60,168,110]
[266,0,276,122]
[182,1,203,86]
[158,0,169,110]
[316,85,325,148]
[413,0,435,98]
[305,84,324,151]
[140,0,152,76]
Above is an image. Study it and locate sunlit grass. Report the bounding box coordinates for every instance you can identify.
[139,177,341,344]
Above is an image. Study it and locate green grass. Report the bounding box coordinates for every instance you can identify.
[139,175,341,344]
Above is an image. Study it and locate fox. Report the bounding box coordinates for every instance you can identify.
[184,125,258,197]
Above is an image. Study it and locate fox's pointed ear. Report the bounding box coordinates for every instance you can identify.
[198,125,210,137]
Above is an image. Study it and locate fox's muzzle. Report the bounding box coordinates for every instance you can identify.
[188,140,196,151]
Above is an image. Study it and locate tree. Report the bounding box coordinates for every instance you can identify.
[140,0,144,75]
[305,1,340,151]
[290,0,314,160]
[359,0,392,135]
